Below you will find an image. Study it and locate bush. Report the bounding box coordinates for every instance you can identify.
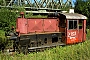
[25,13,47,18]
[86,28,90,40]
[0,30,7,50]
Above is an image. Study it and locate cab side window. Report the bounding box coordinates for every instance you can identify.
[79,20,83,29]
[68,20,77,29]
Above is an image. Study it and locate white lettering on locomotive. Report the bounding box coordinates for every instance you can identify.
[68,31,76,40]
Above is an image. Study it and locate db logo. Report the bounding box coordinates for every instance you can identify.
[68,31,76,40]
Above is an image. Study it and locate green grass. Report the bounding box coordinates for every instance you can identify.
[0,40,90,60]
[86,29,90,40]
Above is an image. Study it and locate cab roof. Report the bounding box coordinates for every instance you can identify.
[61,13,87,19]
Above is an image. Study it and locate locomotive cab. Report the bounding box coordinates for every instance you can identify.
[62,13,87,44]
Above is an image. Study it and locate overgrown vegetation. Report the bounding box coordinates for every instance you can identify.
[0,8,17,31]
[0,30,89,60]
[0,30,7,50]
[25,13,47,18]
[0,40,90,60]
[74,0,90,27]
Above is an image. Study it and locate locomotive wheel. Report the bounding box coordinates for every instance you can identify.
[18,45,28,54]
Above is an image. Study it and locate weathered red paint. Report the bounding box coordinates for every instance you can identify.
[16,18,27,34]
[27,19,43,33]
[67,30,78,44]
[66,19,86,44]
[78,29,83,42]
[44,19,58,32]
[17,18,59,33]
[78,20,85,42]
[83,20,86,41]
[16,13,87,45]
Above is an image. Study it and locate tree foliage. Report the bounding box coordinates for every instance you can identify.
[0,7,26,50]
[0,6,26,31]
[0,8,16,31]
[74,0,90,27]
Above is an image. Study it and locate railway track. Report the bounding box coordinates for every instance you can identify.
[28,43,65,52]
[5,42,65,54]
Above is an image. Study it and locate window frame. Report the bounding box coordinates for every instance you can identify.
[79,20,83,29]
[68,20,78,30]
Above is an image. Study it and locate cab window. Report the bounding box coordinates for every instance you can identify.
[68,20,77,29]
[79,20,83,29]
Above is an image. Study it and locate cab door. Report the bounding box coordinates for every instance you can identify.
[78,20,84,42]
[66,20,78,44]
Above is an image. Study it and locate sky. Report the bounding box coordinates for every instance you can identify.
[64,0,76,7]
[15,0,76,7]
[72,0,76,7]
[31,0,76,7]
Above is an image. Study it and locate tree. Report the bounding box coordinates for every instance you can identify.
[74,0,90,27]
[0,8,17,31]
[0,0,6,6]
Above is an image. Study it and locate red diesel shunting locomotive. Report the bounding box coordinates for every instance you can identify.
[6,10,87,53]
